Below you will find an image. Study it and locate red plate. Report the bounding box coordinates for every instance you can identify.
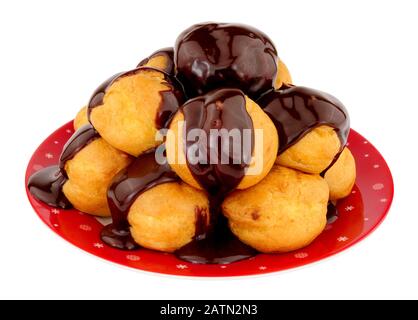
[25,122,394,277]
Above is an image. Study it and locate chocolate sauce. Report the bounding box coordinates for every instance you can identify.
[87,66,184,130]
[181,88,254,194]
[257,84,350,156]
[101,149,179,250]
[175,23,278,100]
[27,124,100,208]
[327,202,339,224]
[176,214,257,264]
[137,47,175,75]
[87,73,124,111]
[174,88,257,264]
[27,166,71,209]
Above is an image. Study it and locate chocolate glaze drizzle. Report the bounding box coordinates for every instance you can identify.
[101,148,179,250]
[182,88,254,194]
[327,202,339,224]
[137,47,175,75]
[175,23,278,100]
[27,124,100,208]
[257,84,350,174]
[175,88,257,264]
[87,66,184,130]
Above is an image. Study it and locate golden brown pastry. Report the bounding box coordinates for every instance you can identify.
[74,106,88,130]
[138,48,174,75]
[275,59,292,88]
[325,147,356,200]
[277,126,341,174]
[89,68,183,156]
[63,138,132,216]
[222,165,329,253]
[166,95,278,190]
[128,182,209,252]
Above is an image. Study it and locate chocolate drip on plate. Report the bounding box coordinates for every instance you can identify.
[257,84,350,155]
[101,148,179,250]
[327,202,339,224]
[27,166,71,209]
[87,66,184,130]
[175,214,257,264]
[27,124,100,208]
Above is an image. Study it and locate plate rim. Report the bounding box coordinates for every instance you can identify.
[25,121,394,278]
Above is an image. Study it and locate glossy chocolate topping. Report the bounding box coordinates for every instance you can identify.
[101,148,179,250]
[27,166,71,209]
[87,66,184,130]
[175,22,278,100]
[137,47,175,75]
[327,202,339,224]
[181,88,254,194]
[175,88,257,264]
[257,84,350,155]
[28,124,100,208]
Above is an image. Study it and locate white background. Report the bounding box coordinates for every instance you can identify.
[1,0,417,299]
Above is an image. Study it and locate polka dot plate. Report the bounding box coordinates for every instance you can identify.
[25,122,394,277]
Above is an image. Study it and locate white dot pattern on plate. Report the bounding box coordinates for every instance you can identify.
[294,253,308,259]
[373,183,384,190]
[345,205,355,212]
[126,255,140,261]
[27,125,393,276]
[337,236,349,242]
[79,224,92,231]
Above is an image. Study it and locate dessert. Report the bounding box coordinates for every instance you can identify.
[27,22,356,264]
[28,123,132,216]
[324,148,356,200]
[166,88,278,190]
[74,106,89,130]
[222,165,329,253]
[275,60,292,89]
[128,182,209,252]
[88,67,184,156]
[175,23,278,99]
[138,47,175,75]
[257,84,350,174]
